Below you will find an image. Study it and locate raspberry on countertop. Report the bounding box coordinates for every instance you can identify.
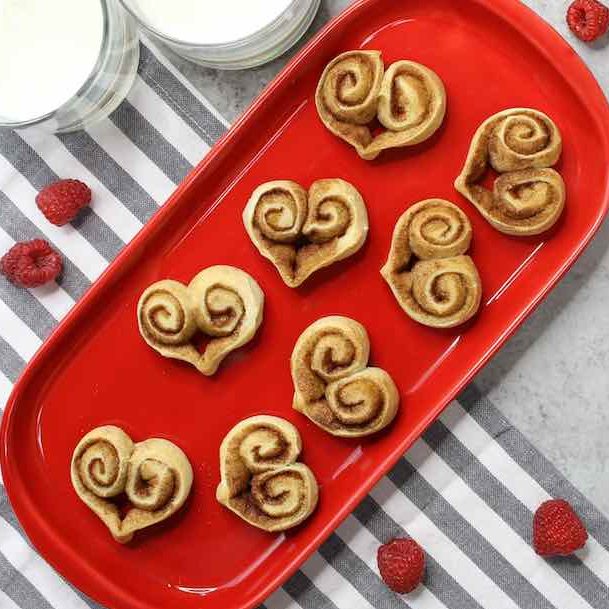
[567,0,609,41]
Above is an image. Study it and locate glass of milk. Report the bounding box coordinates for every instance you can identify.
[0,0,139,133]
[119,0,320,69]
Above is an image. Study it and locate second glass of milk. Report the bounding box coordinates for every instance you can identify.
[120,0,320,69]
[0,0,139,133]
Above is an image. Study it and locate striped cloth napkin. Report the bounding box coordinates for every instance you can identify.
[0,38,608,609]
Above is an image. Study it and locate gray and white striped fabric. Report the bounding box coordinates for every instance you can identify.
[0,38,608,609]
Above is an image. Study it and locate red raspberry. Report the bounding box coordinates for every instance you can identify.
[0,240,62,288]
[533,499,588,556]
[377,538,425,594]
[36,179,91,226]
[567,0,609,41]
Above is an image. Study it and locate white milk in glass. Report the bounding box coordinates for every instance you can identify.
[131,0,292,43]
[0,0,104,122]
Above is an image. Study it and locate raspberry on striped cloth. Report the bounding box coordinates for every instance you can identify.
[377,538,425,593]
[0,239,62,288]
[533,499,588,556]
[36,179,91,226]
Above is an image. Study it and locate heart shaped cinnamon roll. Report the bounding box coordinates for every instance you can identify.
[243,178,368,287]
[291,316,399,437]
[455,108,565,236]
[381,199,482,328]
[137,265,264,375]
[316,50,446,160]
[216,416,318,532]
[71,426,193,543]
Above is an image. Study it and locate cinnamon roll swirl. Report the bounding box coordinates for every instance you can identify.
[71,426,134,541]
[216,416,318,532]
[366,60,446,159]
[137,280,199,365]
[121,439,193,543]
[315,50,384,157]
[137,265,264,375]
[381,199,482,328]
[455,108,565,235]
[291,316,399,437]
[316,51,446,160]
[400,256,481,328]
[243,178,368,287]
[71,427,193,543]
[188,266,264,375]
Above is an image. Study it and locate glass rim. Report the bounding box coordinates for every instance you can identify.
[117,0,305,50]
[0,0,110,130]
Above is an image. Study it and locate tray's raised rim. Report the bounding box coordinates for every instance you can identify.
[3,1,609,608]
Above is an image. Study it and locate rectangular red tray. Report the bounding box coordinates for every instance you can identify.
[3,1,609,608]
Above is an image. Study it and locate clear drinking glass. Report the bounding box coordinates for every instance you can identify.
[0,0,139,134]
[119,0,320,69]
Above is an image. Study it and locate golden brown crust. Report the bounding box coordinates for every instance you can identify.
[216,416,318,532]
[291,316,399,437]
[137,265,264,375]
[71,426,193,543]
[381,199,482,328]
[243,179,368,287]
[455,108,565,236]
[316,51,446,160]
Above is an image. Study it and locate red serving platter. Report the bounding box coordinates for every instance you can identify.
[3,0,609,608]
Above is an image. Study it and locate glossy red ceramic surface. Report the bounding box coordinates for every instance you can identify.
[3,1,609,608]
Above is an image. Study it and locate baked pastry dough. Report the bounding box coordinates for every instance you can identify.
[455,108,565,236]
[243,178,368,287]
[381,199,481,328]
[316,50,446,160]
[291,316,399,437]
[216,416,318,532]
[71,426,193,543]
[138,265,264,375]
